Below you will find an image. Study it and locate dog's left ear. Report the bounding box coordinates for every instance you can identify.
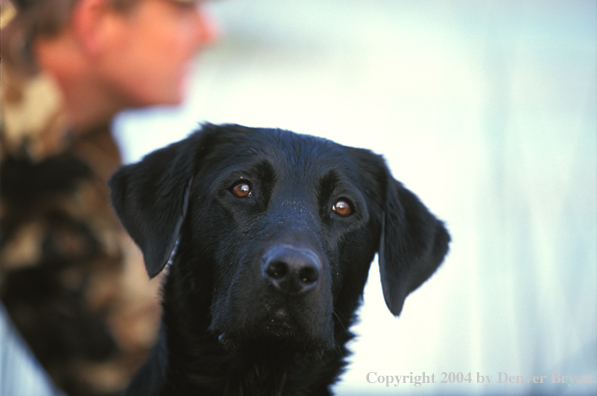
[378,169,450,316]
[109,131,204,278]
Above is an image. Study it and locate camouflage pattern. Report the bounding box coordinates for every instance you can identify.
[0,4,162,395]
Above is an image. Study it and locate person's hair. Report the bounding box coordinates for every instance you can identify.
[3,0,139,72]
[11,0,139,37]
[11,0,77,39]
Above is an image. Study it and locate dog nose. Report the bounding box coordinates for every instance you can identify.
[262,246,321,295]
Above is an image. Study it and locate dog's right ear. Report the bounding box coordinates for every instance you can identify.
[109,128,207,278]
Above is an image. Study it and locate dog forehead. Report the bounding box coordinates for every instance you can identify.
[200,129,360,182]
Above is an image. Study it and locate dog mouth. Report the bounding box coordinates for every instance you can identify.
[261,308,294,336]
[250,307,298,338]
[215,305,323,350]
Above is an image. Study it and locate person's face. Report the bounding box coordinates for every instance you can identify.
[103,0,216,107]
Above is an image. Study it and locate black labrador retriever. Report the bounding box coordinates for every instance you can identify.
[109,123,450,396]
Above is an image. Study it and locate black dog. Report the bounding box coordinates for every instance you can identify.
[109,123,450,396]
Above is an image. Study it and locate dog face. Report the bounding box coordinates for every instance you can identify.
[109,124,449,353]
[186,130,382,351]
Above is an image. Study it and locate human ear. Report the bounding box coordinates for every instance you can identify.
[71,0,120,57]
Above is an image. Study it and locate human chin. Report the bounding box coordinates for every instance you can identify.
[167,68,192,104]
[143,75,187,106]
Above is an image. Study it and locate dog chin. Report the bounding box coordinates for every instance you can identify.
[215,321,335,355]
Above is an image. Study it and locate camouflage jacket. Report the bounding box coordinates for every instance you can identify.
[0,25,161,396]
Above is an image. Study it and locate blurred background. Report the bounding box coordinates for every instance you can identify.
[112,0,597,395]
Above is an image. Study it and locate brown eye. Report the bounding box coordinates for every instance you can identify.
[231,181,251,198]
[332,199,352,217]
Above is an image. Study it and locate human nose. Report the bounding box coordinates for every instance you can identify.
[193,6,219,48]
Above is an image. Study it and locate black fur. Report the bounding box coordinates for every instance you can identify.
[109,124,450,396]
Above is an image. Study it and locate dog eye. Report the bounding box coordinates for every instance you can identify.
[332,199,352,217]
[231,181,252,198]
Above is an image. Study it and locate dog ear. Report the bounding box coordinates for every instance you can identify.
[109,130,205,278]
[379,171,450,316]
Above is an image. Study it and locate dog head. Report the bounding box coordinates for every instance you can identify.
[109,124,449,351]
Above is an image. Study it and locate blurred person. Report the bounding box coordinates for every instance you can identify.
[0,0,217,395]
